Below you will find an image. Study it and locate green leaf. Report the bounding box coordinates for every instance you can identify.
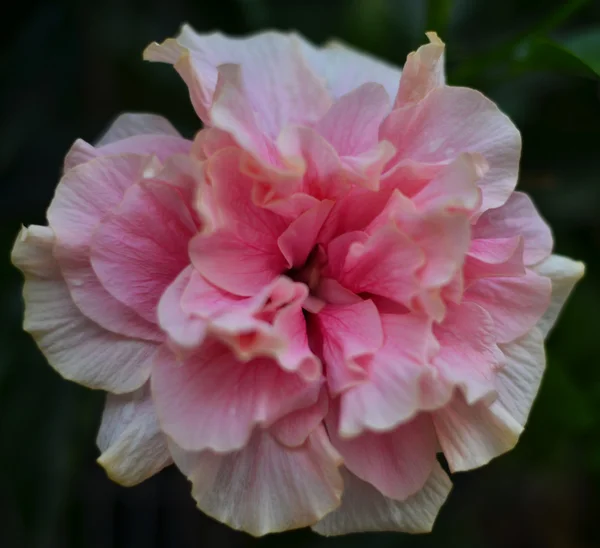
[514,30,600,80]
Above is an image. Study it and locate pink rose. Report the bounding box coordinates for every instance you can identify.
[12,29,584,536]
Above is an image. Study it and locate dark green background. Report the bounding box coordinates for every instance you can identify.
[2,1,600,546]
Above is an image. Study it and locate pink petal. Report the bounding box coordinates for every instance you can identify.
[64,114,190,171]
[146,27,332,135]
[96,383,171,486]
[331,224,423,305]
[464,269,552,343]
[277,200,334,268]
[270,387,329,447]
[158,266,208,350]
[474,191,553,266]
[433,393,522,472]
[169,426,342,536]
[49,154,160,339]
[380,86,521,213]
[314,300,383,394]
[394,32,445,107]
[91,180,196,323]
[298,37,402,100]
[464,236,525,281]
[315,83,391,156]
[151,342,319,453]
[329,410,438,501]
[433,302,504,404]
[11,226,158,393]
[339,313,438,436]
[190,229,287,296]
[312,464,451,535]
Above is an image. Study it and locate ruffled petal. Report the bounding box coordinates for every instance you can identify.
[151,342,319,453]
[11,226,157,393]
[314,300,383,394]
[473,191,553,266]
[312,464,451,535]
[433,302,504,404]
[339,313,438,436]
[97,383,172,486]
[381,86,521,213]
[91,179,196,323]
[48,154,161,340]
[146,27,331,135]
[169,426,343,536]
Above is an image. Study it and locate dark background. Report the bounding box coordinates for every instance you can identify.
[2,1,600,547]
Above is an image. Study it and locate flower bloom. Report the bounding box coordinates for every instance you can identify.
[12,28,584,536]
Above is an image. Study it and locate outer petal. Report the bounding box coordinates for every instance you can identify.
[11,226,157,393]
[146,27,332,135]
[48,154,160,340]
[533,255,585,337]
[329,411,438,501]
[495,327,546,427]
[464,269,551,343]
[312,464,451,535]
[90,179,196,323]
[64,113,190,171]
[381,86,521,213]
[473,191,553,265]
[151,342,318,453]
[394,32,445,107]
[169,427,343,536]
[297,37,402,100]
[433,393,522,472]
[96,383,172,486]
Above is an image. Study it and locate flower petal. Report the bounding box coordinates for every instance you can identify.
[151,342,318,453]
[464,269,551,343]
[298,37,402,100]
[381,86,521,213]
[312,464,451,535]
[434,302,504,404]
[473,191,553,265]
[49,154,160,340]
[11,226,157,393]
[90,178,196,323]
[395,32,445,107]
[339,313,438,436]
[314,300,383,394]
[533,254,585,337]
[316,83,391,156]
[495,327,545,427]
[169,427,343,536]
[433,393,523,472]
[97,383,172,486]
[329,411,438,501]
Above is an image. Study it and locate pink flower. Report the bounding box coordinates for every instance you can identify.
[12,29,584,536]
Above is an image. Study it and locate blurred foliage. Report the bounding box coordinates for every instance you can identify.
[1,0,600,547]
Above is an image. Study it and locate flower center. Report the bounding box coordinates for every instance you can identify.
[285,245,327,294]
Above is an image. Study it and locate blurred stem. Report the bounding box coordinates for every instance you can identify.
[452,0,590,83]
[426,0,453,37]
